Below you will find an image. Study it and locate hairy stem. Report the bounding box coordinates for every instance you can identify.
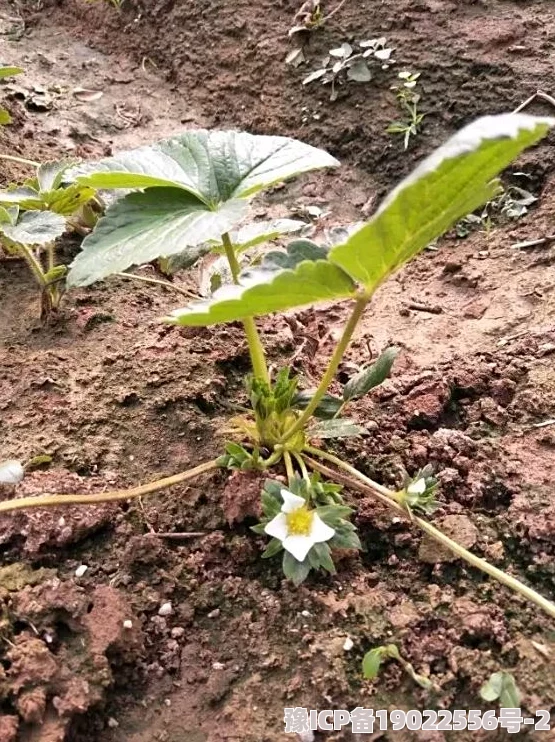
[280,297,369,443]
[0,153,40,167]
[0,459,220,513]
[305,452,555,621]
[221,232,269,383]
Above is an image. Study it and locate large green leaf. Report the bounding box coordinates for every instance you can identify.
[330,114,554,290]
[165,259,356,326]
[67,187,247,287]
[1,210,66,246]
[68,130,339,207]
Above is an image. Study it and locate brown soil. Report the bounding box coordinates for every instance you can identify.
[1,0,555,740]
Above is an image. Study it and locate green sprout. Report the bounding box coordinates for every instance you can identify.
[1,116,555,625]
[0,160,99,317]
[480,671,521,708]
[362,643,432,690]
[387,70,425,149]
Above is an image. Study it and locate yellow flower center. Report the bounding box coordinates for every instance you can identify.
[286,507,314,536]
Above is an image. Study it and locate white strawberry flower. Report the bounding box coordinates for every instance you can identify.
[264,488,335,563]
[407,477,426,496]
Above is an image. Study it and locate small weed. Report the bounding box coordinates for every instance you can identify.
[480,671,520,707]
[302,38,394,101]
[387,71,425,149]
[362,643,433,689]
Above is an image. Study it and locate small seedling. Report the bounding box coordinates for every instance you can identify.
[303,38,394,101]
[387,71,425,149]
[456,184,537,238]
[0,65,23,125]
[362,643,432,690]
[0,206,67,317]
[480,671,521,707]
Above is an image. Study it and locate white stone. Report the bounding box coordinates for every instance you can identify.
[75,565,88,578]
[123,620,133,630]
[158,602,173,617]
[343,637,354,651]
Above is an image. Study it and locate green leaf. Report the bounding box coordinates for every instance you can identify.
[261,538,283,559]
[293,390,343,419]
[329,528,361,550]
[343,347,399,401]
[282,551,311,585]
[311,542,336,574]
[0,186,42,209]
[69,130,339,206]
[261,490,281,518]
[0,107,11,125]
[314,504,353,524]
[1,210,66,246]
[212,219,307,254]
[480,672,520,707]
[37,160,76,192]
[43,265,67,284]
[330,114,554,291]
[262,238,328,269]
[165,260,356,327]
[308,418,366,439]
[0,66,24,80]
[67,188,247,287]
[362,648,384,679]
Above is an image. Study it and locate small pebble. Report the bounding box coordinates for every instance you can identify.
[207,608,220,619]
[158,602,173,617]
[107,718,119,729]
[75,565,88,578]
[301,610,311,617]
[212,661,225,670]
[164,699,171,707]
[171,627,185,639]
[343,637,354,651]
[123,620,133,630]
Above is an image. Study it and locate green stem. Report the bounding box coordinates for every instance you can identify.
[18,243,47,288]
[0,459,220,513]
[221,232,269,384]
[283,450,295,481]
[280,297,369,443]
[305,450,555,621]
[293,452,311,483]
[47,242,55,272]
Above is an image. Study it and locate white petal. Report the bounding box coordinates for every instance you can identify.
[407,478,426,495]
[280,489,306,513]
[310,514,335,543]
[282,534,314,562]
[0,460,24,485]
[264,513,288,541]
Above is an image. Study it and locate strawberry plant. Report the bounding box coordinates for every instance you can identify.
[3,115,555,621]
